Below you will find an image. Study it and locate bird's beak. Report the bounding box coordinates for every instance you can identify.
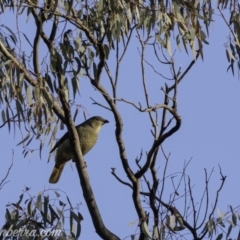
[103,119,109,124]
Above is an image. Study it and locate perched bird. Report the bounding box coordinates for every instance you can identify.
[49,116,109,183]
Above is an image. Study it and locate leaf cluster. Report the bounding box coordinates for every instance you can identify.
[1,189,82,240]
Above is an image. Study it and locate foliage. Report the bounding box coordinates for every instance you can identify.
[218,0,240,76]
[0,0,239,239]
[1,188,82,240]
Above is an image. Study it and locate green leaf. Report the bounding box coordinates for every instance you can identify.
[207,219,215,235]
[141,221,151,238]
[73,108,79,123]
[160,225,165,240]
[227,224,232,238]
[169,215,175,229]
[71,211,81,222]
[43,196,49,227]
[42,88,54,109]
[97,0,104,12]
[73,38,80,52]
[39,141,43,160]
[71,76,79,99]
[45,74,54,93]
[66,195,73,208]
[153,225,160,239]
[76,221,81,239]
[17,193,24,206]
[15,99,24,127]
[49,123,58,149]
[59,200,65,206]
[49,204,59,225]
[217,217,225,227]
[5,208,11,221]
[26,135,34,146]
[74,57,81,74]
[226,49,230,62]
[156,35,165,47]
[166,33,172,57]
[1,109,6,123]
[227,49,236,61]
[27,199,32,216]
[128,220,135,226]
[22,32,33,48]
[54,191,61,198]
[16,219,28,229]
[6,107,10,132]
[2,25,18,44]
[176,34,181,51]
[176,213,184,227]
[200,30,209,44]
[36,192,42,211]
[16,132,30,146]
[232,213,237,226]
[26,85,32,106]
[215,233,223,240]
[104,44,109,60]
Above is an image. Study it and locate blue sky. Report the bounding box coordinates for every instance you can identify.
[0,8,240,239]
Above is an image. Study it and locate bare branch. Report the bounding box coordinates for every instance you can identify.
[135,108,181,179]
[90,80,147,224]
[188,176,197,228]
[168,51,200,92]
[0,150,14,190]
[196,168,214,230]
[57,74,120,240]
[90,97,111,111]
[144,58,174,80]
[111,168,133,189]
[114,98,175,113]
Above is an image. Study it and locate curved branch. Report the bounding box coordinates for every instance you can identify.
[111,168,133,188]
[135,109,181,179]
[31,8,42,76]
[49,15,59,42]
[90,80,147,223]
[57,76,120,240]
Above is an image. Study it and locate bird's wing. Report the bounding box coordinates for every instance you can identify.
[50,132,69,153]
[50,124,81,153]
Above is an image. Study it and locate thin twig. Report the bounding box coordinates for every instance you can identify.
[196,168,214,230]
[90,97,111,111]
[111,168,133,189]
[0,150,14,190]
[144,58,174,80]
[188,176,197,228]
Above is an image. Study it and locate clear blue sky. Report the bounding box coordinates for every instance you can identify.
[0,9,240,239]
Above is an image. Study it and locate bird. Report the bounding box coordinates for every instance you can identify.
[49,116,109,183]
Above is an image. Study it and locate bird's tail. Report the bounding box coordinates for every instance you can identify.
[49,164,65,183]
